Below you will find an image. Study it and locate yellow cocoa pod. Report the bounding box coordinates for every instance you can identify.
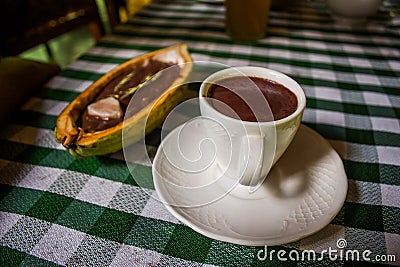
[55,44,193,157]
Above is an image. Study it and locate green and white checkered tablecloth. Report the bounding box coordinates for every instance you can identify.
[1,0,399,266]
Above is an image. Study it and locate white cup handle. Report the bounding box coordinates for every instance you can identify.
[239,134,265,190]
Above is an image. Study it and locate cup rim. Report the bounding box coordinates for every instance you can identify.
[199,66,306,126]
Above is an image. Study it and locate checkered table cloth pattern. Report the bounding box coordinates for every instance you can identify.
[1,0,399,266]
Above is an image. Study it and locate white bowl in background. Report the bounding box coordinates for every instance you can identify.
[326,0,383,24]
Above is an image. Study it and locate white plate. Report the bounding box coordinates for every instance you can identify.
[153,119,348,246]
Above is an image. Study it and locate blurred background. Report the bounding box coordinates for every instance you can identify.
[0,0,151,69]
[1,0,398,69]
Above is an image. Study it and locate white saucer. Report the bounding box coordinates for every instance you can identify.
[152,119,348,246]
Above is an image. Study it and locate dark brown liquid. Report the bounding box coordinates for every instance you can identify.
[206,76,297,122]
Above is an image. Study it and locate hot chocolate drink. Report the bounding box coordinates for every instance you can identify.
[206,76,298,122]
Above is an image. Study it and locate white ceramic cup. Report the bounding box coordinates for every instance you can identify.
[326,0,382,24]
[199,67,306,192]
